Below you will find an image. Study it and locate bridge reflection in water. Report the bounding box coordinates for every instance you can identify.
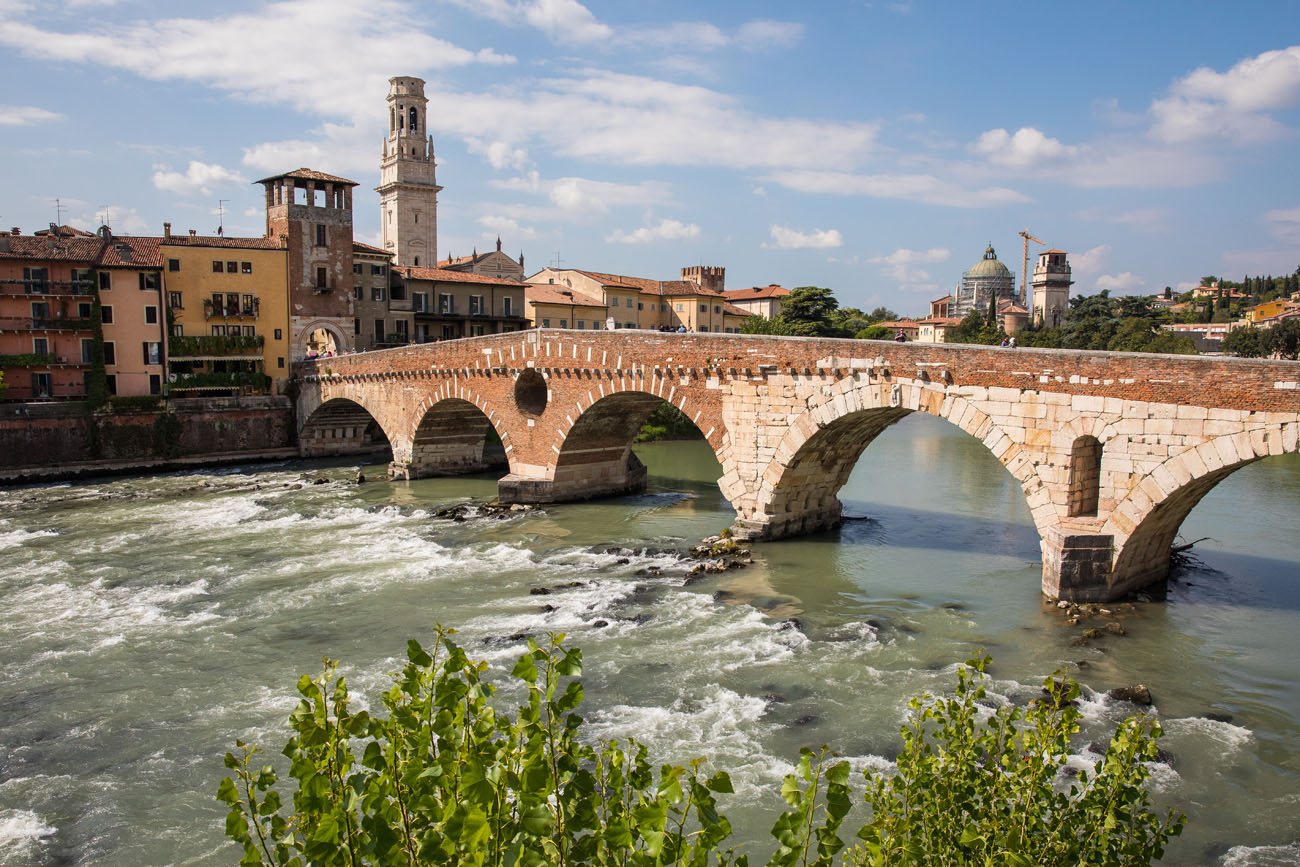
[296,330,1300,603]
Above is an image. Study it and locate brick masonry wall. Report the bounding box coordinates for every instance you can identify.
[0,398,294,470]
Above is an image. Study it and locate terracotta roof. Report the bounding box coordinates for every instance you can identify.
[439,252,482,267]
[160,234,283,249]
[352,241,391,257]
[254,167,358,186]
[34,224,95,238]
[930,293,953,304]
[919,316,963,325]
[394,266,523,287]
[723,284,789,301]
[0,234,105,261]
[96,236,163,268]
[997,299,1029,314]
[720,302,751,316]
[526,284,607,308]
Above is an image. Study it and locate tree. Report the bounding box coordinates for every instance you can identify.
[220,636,1185,866]
[775,286,842,337]
[1222,325,1269,358]
[1271,317,1300,359]
[856,324,895,341]
[867,306,899,323]
[740,314,795,335]
[946,309,1004,345]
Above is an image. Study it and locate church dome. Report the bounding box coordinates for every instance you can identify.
[964,244,1013,280]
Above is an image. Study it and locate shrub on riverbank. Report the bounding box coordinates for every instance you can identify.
[636,403,705,442]
[220,630,1184,865]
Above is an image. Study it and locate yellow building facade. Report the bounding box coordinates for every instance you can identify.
[159,233,291,394]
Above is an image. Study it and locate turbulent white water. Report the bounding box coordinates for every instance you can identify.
[0,414,1297,865]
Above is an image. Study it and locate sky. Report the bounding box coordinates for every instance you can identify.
[2,0,1299,315]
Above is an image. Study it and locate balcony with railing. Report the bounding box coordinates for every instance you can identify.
[168,334,265,360]
[0,352,58,367]
[203,297,261,320]
[0,316,97,332]
[0,278,95,296]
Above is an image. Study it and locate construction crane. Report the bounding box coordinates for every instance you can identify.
[1018,229,1047,310]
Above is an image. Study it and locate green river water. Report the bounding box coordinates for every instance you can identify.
[0,413,1297,865]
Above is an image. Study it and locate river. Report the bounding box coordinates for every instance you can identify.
[0,413,1297,865]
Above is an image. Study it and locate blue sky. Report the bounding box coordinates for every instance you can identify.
[2,0,1298,314]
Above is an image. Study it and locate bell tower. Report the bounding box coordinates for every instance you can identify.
[1032,250,1073,328]
[377,76,441,267]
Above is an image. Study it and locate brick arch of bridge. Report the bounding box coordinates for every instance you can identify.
[733,378,1050,541]
[500,376,727,503]
[298,392,399,458]
[390,387,514,479]
[1101,421,1300,596]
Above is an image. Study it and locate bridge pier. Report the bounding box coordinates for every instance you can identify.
[499,451,648,504]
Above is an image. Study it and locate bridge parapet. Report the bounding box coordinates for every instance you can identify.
[296,331,1300,602]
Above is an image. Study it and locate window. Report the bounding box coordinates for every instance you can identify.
[637,302,644,310]
[577,320,585,329]
[171,324,183,337]
[700,325,709,332]
[316,266,328,289]
[413,256,419,266]
[469,294,483,315]
[438,293,454,314]
[211,292,225,315]
[240,261,252,274]
[31,301,50,320]
[502,297,513,317]
[393,320,408,341]
[374,319,386,341]
[315,224,327,246]
[242,295,255,315]
[274,328,282,340]
[167,291,183,309]
[414,293,429,313]
[559,319,568,328]
[371,264,387,276]
[226,293,239,314]
[354,286,363,300]
[226,261,237,274]
[77,302,93,318]
[391,284,407,302]
[22,267,49,294]
[353,263,363,275]
[148,374,161,395]
[81,339,95,364]
[213,260,224,273]
[139,272,160,290]
[675,303,684,312]
[72,269,94,291]
[145,306,158,325]
[31,372,52,397]
[714,305,721,313]
[98,271,111,291]
[33,337,49,355]
[699,304,707,313]
[542,318,550,327]
[102,342,116,365]
[354,318,361,335]
[100,305,114,324]
[211,325,226,336]
[372,286,386,302]
[277,357,285,368]
[168,258,180,272]
[105,374,117,395]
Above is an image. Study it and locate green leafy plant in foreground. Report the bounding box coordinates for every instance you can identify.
[220,632,1184,865]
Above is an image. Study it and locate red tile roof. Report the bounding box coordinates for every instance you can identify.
[255,167,358,186]
[722,284,789,301]
[394,266,524,287]
[526,284,607,307]
[720,302,751,316]
[96,236,163,268]
[160,234,284,249]
[352,241,391,257]
[0,234,105,261]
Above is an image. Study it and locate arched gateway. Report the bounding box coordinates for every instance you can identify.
[297,331,1300,602]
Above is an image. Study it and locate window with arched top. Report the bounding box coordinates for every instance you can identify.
[1068,435,1102,517]
[409,107,418,132]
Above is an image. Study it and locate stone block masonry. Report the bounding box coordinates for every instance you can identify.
[297,330,1300,602]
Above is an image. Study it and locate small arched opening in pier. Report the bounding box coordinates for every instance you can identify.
[1067,435,1102,518]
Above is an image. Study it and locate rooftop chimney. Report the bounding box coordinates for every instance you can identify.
[163,222,171,239]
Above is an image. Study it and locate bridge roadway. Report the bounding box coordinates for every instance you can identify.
[296,329,1300,603]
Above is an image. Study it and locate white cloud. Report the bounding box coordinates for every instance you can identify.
[1094,272,1145,294]
[468,139,531,171]
[1264,205,1300,243]
[1075,207,1171,232]
[68,203,150,234]
[606,218,700,245]
[767,170,1027,208]
[765,225,843,250]
[1069,244,1111,277]
[491,171,674,214]
[478,215,536,240]
[867,247,950,291]
[152,161,247,196]
[0,104,60,126]
[971,127,1079,168]
[446,0,612,43]
[1149,45,1300,143]
[733,19,804,50]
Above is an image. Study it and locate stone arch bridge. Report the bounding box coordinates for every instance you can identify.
[296,330,1300,603]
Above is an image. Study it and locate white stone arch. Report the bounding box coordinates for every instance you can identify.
[1103,421,1300,592]
[743,378,1053,540]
